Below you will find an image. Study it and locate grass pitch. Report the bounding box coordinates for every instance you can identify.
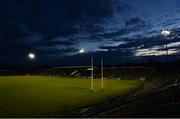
[0,76,142,117]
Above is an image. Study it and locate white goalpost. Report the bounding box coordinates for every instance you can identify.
[90,57,104,92]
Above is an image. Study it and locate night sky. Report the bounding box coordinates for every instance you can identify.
[1,0,180,67]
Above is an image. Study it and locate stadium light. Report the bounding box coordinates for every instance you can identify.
[161,29,171,36]
[28,53,36,60]
[79,48,85,54]
[161,29,171,62]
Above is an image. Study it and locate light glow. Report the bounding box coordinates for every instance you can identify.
[161,29,171,36]
[79,48,85,53]
[28,53,36,60]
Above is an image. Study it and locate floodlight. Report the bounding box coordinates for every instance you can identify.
[28,53,35,60]
[161,29,171,36]
[79,48,85,53]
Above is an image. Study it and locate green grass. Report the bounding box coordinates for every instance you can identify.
[0,76,142,117]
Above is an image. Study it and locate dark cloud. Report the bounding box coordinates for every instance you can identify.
[125,17,146,27]
[100,29,128,39]
[1,0,180,67]
[0,0,115,39]
[116,4,133,13]
[0,0,118,66]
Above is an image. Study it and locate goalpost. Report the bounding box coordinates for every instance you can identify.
[90,57,104,92]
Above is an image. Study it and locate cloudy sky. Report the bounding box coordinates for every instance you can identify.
[1,0,180,67]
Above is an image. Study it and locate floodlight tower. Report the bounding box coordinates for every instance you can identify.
[91,57,94,91]
[161,29,171,62]
[101,58,104,89]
